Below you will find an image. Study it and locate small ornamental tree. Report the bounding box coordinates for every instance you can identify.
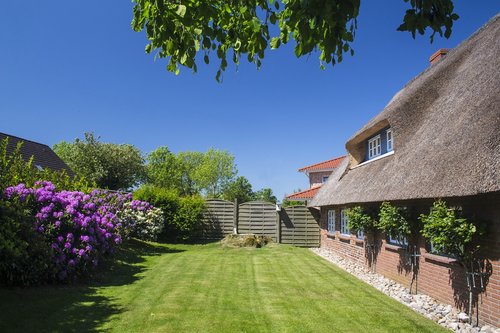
[378,202,411,246]
[345,206,376,235]
[420,200,478,260]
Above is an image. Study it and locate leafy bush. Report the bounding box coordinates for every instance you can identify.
[174,196,205,241]
[378,202,411,245]
[1,182,130,285]
[420,200,478,259]
[117,200,164,241]
[0,199,53,285]
[344,206,376,233]
[134,185,205,241]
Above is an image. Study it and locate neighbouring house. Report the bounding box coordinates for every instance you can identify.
[0,132,74,176]
[310,15,499,328]
[285,156,346,204]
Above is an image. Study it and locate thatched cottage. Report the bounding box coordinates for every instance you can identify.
[310,14,499,327]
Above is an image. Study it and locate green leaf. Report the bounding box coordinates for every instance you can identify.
[176,5,187,18]
[270,37,281,49]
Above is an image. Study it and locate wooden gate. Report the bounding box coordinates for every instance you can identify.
[200,199,235,239]
[238,201,278,241]
[199,200,320,247]
[279,206,320,247]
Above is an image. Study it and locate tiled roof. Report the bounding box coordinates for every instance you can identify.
[298,155,346,172]
[0,132,74,176]
[286,185,322,200]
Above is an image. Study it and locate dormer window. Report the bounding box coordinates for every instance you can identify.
[386,129,393,151]
[368,135,381,159]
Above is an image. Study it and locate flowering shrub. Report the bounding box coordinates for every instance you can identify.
[133,185,205,241]
[2,181,133,284]
[117,200,164,241]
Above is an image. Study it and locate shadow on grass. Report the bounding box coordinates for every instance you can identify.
[0,239,183,333]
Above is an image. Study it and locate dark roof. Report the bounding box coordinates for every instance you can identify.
[311,14,500,207]
[0,132,74,176]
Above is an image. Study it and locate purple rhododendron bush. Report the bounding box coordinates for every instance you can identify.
[0,181,161,286]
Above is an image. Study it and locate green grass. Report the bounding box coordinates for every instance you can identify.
[0,240,447,333]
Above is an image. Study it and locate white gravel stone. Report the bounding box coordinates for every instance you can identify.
[458,312,471,323]
[310,247,496,333]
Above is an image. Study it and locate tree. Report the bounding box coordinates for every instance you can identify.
[177,151,205,194]
[253,188,277,204]
[53,133,145,191]
[131,0,459,81]
[145,148,237,197]
[222,176,254,203]
[146,146,185,193]
[191,148,237,197]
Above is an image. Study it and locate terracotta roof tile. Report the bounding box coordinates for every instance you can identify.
[298,156,346,172]
[286,185,322,200]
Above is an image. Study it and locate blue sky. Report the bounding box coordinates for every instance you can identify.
[1,2,498,199]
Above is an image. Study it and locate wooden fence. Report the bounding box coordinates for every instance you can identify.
[200,199,320,247]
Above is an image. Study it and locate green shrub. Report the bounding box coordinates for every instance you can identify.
[420,200,478,260]
[378,202,411,245]
[174,196,205,241]
[344,206,376,234]
[133,185,205,241]
[0,199,54,285]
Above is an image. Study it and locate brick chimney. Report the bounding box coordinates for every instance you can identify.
[429,48,450,65]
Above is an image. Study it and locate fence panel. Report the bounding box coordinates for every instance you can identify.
[199,199,235,239]
[238,201,277,241]
[280,206,320,247]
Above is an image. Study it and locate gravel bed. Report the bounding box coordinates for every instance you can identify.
[310,247,499,333]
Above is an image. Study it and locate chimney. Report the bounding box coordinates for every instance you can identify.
[429,48,449,65]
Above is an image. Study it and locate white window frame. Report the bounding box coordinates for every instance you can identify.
[340,209,349,235]
[356,229,364,239]
[386,129,393,152]
[327,210,335,233]
[322,176,329,183]
[368,134,381,159]
[388,234,408,247]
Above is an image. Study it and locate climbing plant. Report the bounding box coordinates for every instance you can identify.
[344,206,376,234]
[420,200,478,260]
[378,202,412,245]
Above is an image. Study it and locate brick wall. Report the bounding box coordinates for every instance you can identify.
[318,192,500,328]
[309,171,332,187]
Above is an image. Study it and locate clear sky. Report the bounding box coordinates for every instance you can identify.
[1,2,498,199]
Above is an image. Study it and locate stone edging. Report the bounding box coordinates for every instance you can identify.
[310,248,499,333]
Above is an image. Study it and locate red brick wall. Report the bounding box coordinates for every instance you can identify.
[318,193,500,328]
[309,171,332,187]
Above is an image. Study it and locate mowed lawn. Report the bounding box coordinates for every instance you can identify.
[0,240,447,333]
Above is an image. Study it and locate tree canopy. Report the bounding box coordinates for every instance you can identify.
[253,188,277,204]
[222,176,254,203]
[146,147,237,197]
[132,0,459,81]
[53,133,145,191]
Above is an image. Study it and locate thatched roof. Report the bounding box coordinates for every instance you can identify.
[310,14,500,207]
